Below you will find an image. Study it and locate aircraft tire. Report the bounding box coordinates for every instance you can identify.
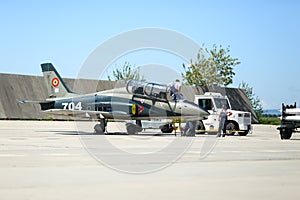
[94,124,105,135]
[126,124,139,135]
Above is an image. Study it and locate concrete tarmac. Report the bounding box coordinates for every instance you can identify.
[0,120,300,200]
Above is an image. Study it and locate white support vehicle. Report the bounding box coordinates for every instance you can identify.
[195,92,252,136]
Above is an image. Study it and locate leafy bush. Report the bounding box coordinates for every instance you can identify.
[259,117,280,125]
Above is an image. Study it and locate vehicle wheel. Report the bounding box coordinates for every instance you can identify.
[161,124,174,133]
[94,124,105,135]
[196,120,205,134]
[280,129,292,140]
[226,122,237,135]
[238,131,248,136]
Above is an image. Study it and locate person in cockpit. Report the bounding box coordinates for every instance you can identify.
[168,79,181,100]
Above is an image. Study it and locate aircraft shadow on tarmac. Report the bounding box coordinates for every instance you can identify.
[36,130,243,137]
[290,138,300,141]
[36,130,176,137]
[36,129,253,137]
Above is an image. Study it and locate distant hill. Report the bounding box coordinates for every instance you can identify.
[263,109,281,116]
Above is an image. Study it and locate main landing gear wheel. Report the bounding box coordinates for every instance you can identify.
[94,119,107,135]
[126,120,143,135]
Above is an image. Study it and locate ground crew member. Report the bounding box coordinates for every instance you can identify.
[168,79,181,100]
[217,104,229,137]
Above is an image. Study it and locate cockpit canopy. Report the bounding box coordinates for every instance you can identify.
[126,80,183,101]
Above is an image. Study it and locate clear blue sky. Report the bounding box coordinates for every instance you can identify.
[0,0,299,109]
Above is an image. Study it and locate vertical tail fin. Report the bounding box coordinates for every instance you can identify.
[41,63,76,98]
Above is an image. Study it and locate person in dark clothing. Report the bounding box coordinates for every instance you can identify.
[217,104,229,137]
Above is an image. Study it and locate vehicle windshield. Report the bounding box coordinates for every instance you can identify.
[214,98,230,109]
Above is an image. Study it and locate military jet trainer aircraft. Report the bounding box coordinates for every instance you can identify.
[19,63,209,134]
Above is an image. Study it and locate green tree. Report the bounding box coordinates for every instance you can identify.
[108,62,145,81]
[210,45,240,86]
[182,49,219,87]
[182,45,240,87]
[239,81,263,119]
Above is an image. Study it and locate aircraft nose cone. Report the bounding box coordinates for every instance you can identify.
[181,100,210,120]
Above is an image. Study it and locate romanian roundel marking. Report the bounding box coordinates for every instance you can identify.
[131,104,136,115]
[51,77,60,87]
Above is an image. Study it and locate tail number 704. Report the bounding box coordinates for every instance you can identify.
[62,102,82,110]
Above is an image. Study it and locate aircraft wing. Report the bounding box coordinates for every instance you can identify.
[17,99,54,104]
[42,109,129,119]
[18,100,130,119]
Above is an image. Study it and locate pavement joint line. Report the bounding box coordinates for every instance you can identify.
[41,153,83,156]
[0,154,26,157]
